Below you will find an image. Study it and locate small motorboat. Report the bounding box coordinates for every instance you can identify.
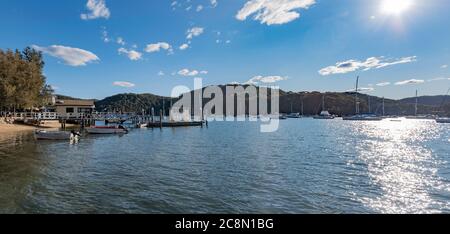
[136,123,148,128]
[35,130,81,141]
[313,111,335,120]
[270,114,288,120]
[85,125,129,134]
[286,113,302,119]
[343,115,383,121]
[436,118,450,123]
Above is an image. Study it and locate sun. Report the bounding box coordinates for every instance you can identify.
[381,0,413,15]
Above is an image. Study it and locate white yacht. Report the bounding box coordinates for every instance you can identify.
[343,76,382,121]
[314,95,335,119]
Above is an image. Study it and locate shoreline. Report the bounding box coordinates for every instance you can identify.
[0,123,37,134]
[0,121,76,134]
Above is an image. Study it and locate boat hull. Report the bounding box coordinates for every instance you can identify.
[343,116,383,121]
[35,130,75,140]
[86,127,128,134]
[313,116,335,119]
[436,118,450,123]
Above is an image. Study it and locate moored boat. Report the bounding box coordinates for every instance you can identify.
[35,130,81,140]
[286,113,302,119]
[436,118,450,123]
[136,123,148,128]
[343,115,383,121]
[270,114,288,120]
[313,95,335,120]
[313,111,335,119]
[86,125,129,134]
[344,76,382,122]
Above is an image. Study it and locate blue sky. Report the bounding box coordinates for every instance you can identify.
[1,0,450,99]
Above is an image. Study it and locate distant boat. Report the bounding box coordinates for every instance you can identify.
[314,111,335,119]
[344,76,382,121]
[343,114,383,121]
[105,119,127,125]
[86,126,129,134]
[286,113,302,118]
[313,95,335,119]
[35,130,80,141]
[436,118,450,123]
[272,114,288,120]
[435,88,450,123]
[136,123,148,128]
[406,115,436,120]
[405,90,436,120]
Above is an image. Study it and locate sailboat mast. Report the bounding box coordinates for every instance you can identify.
[355,76,360,115]
[415,90,418,116]
[322,94,325,111]
[301,95,304,116]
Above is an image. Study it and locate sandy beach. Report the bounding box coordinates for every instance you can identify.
[0,123,36,133]
[0,121,76,134]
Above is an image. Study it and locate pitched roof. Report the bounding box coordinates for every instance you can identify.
[55,99,95,107]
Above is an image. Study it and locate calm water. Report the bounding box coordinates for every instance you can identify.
[1,119,450,214]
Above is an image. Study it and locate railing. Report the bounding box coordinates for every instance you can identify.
[6,112,59,120]
[4,112,140,120]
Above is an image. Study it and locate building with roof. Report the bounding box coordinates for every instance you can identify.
[46,99,96,118]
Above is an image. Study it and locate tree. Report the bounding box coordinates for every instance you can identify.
[0,47,49,112]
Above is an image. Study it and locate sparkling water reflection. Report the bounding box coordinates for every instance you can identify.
[0,119,449,213]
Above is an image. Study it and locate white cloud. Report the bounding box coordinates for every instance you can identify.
[177,69,207,77]
[158,71,165,76]
[116,37,126,46]
[144,42,172,54]
[319,56,417,76]
[211,0,218,8]
[236,0,316,25]
[81,0,111,20]
[395,79,425,86]
[179,43,189,50]
[113,81,135,88]
[101,27,111,43]
[442,64,448,69]
[196,5,204,12]
[376,82,391,87]
[186,27,204,40]
[428,77,450,82]
[118,48,142,61]
[32,45,99,66]
[178,69,199,76]
[246,75,287,85]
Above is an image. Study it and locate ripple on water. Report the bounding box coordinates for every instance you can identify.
[0,119,449,213]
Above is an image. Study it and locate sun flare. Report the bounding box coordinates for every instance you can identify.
[381,0,413,15]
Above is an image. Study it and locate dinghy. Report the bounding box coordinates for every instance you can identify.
[35,130,80,141]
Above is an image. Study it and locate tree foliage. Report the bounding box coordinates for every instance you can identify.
[0,47,51,111]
